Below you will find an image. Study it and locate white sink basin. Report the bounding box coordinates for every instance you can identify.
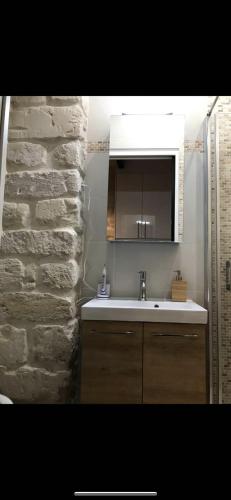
[81,298,208,324]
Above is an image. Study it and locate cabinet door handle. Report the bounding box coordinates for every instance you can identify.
[151,333,199,338]
[226,260,231,290]
[137,221,140,239]
[90,330,135,335]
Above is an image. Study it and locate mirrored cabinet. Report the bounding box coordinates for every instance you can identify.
[107,156,175,241]
[107,114,185,243]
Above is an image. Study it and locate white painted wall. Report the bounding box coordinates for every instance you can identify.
[82,96,208,305]
[109,114,184,150]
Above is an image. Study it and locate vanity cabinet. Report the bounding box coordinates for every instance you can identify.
[143,323,207,404]
[80,321,143,403]
[80,321,207,404]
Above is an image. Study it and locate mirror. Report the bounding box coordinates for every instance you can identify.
[107,153,182,242]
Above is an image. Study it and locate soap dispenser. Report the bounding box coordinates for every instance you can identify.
[97,265,111,299]
[171,270,187,302]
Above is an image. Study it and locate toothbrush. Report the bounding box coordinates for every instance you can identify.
[101,265,106,293]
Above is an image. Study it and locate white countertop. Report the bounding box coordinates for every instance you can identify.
[81,298,208,324]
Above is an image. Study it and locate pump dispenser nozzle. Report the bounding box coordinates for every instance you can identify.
[174,270,182,281]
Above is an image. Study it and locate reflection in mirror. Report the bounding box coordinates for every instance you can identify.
[107,156,176,242]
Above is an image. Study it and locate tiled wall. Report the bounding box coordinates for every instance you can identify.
[88,140,204,153]
[87,141,109,153]
[209,97,231,403]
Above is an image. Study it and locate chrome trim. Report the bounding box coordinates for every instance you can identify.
[151,333,198,338]
[74,493,157,497]
[109,240,179,244]
[138,270,147,301]
[90,330,135,335]
[215,113,222,404]
[0,96,11,241]
[205,115,213,404]
[137,221,140,239]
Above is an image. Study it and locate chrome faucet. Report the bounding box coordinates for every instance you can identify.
[138,271,147,301]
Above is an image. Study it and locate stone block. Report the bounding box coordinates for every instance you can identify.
[3,202,30,229]
[47,96,89,116]
[0,258,24,291]
[39,260,80,289]
[9,105,87,140]
[0,292,76,323]
[5,170,82,199]
[22,264,37,290]
[11,96,47,106]
[47,96,81,105]
[35,198,83,230]
[80,96,89,116]
[7,142,47,169]
[0,324,27,368]
[0,365,70,403]
[0,229,78,257]
[52,140,86,170]
[27,320,78,370]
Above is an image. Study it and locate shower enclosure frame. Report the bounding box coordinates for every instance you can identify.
[0,96,11,238]
[206,95,222,404]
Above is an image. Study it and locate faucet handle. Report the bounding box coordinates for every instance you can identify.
[138,270,146,279]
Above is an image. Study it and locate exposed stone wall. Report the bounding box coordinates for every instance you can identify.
[0,96,88,403]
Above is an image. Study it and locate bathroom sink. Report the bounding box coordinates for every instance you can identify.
[81,298,208,324]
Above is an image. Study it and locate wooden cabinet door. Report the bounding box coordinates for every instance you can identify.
[143,323,207,404]
[80,321,143,404]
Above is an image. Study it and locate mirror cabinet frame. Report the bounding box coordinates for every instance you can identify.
[107,149,183,243]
